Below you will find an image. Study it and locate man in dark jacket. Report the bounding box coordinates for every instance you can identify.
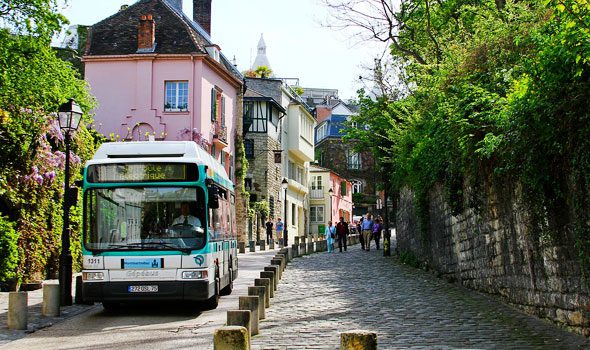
[336,217,350,252]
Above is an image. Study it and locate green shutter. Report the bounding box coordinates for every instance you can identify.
[211,88,216,122]
[341,181,347,196]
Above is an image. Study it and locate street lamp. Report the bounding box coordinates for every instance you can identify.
[57,98,83,306]
[328,187,333,225]
[281,178,288,247]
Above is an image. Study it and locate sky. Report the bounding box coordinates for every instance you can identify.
[56,0,386,100]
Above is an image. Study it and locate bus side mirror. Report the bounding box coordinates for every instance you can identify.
[208,186,219,209]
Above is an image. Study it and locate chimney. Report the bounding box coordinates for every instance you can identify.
[193,0,211,35]
[137,14,155,51]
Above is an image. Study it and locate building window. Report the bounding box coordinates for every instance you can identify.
[310,206,325,223]
[291,203,296,225]
[164,81,188,111]
[347,150,361,170]
[316,122,329,142]
[301,114,313,142]
[269,195,275,218]
[221,151,226,168]
[245,178,253,191]
[352,180,363,194]
[244,139,254,159]
[311,176,323,190]
[288,161,304,184]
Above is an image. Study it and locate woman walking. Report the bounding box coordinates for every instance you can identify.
[325,221,335,253]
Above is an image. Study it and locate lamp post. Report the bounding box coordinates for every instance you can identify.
[57,98,83,306]
[281,178,288,247]
[328,187,333,225]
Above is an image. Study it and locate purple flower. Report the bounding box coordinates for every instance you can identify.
[44,171,56,182]
[33,174,44,185]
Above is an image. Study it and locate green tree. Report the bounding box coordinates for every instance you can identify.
[0,0,99,288]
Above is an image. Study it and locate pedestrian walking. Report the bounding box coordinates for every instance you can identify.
[373,217,383,250]
[336,217,349,252]
[358,218,365,250]
[275,218,284,245]
[265,218,274,245]
[325,221,335,253]
[361,213,374,251]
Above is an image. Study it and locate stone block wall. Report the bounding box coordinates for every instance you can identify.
[396,183,590,336]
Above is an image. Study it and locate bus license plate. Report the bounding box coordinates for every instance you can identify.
[128,285,158,293]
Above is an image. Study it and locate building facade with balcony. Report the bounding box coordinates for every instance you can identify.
[84,0,242,180]
[309,165,353,237]
[242,78,286,241]
[314,101,378,216]
[281,87,316,243]
[242,77,316,244]
[83,0,248,241]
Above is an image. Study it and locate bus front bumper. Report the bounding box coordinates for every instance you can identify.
[82,280,214,302]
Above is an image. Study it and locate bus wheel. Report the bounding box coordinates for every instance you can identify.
[220,268,233,296]
[204,276,220,310]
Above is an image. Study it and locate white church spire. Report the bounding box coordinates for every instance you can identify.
[251,33,271,70]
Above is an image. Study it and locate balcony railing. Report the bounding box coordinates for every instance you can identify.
[310,189,324,199]
[213,122,228,147]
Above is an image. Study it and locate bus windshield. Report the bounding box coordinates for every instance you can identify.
[84,186,207,252]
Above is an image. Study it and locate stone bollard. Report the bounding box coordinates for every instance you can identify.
[301,235,307,244]
[269,240,275,249]
[294,236,300,245]
[8,292,27,330]
[254,278,271,305]
[307,241,314,254]
[265,265,280,282]
[275,253,287,266]
[238,241,246,254]
[248,286,266,320]
[249,240,255,253]
[239,296,259,335]
[42,283,60,317]
[299,242,306,255]
[259,240,266,251]
[227,310,252,340]
[291,244,299,258]
[271,258,284,273]
[213,326,249,350]
[260,271,276,292]
[341,330,377,350]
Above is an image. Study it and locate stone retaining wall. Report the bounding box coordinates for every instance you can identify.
[396,183,590,336]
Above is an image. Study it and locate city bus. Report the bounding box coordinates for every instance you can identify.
[80,141,237,310]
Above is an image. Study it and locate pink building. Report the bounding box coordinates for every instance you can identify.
[309,165,353,236]
[83,0,242,178]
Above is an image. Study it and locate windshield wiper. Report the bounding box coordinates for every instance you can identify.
[107,243,143,250]
[140,241,192,254]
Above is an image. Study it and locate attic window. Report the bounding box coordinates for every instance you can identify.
[206,45,220,63]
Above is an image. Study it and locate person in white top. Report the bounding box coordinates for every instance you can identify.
[172,202,201,227]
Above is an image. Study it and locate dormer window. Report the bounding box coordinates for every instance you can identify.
[164,81,188,112]
[205,44,221,63]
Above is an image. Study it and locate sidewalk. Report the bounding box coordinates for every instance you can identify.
[0,245,281,349]
[0,277,97,347]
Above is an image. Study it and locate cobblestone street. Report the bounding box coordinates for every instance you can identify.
[252,245,590,350]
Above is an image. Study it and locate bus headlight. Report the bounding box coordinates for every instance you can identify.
[83,272,105,281]
[182,270,207,279]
